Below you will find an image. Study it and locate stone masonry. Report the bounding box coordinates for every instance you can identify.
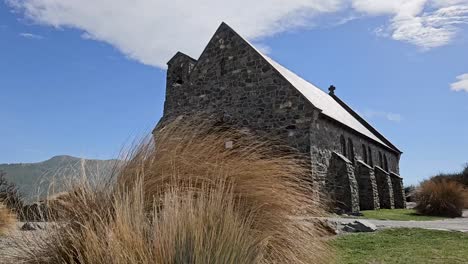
[154,22,405,213]
[390,172,406,209]
[375,166,395,209]
[355,160,380,210]
[327,152,360,212]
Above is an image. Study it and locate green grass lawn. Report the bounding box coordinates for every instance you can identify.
[333,228,468,264]
[359,209,447,221]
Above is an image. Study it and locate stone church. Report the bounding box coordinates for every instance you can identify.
[154,22,405,212]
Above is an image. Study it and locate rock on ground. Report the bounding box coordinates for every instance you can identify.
[342,220,377,233]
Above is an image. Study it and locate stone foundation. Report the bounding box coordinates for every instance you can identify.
[328,152,360,213]
[374,166,394,209]
[390,172,406,209]
[355,161,380,210]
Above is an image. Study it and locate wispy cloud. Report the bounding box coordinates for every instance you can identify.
[450,73,468,92]
[361,110,403,122]
[5,0,468,68]
[19,32,43,39]
[253,43,272,55]
[353,0,468,50]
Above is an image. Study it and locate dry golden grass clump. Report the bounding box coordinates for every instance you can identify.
[0,202,16,235]
[415,178,467,218]
[9,117,331,264]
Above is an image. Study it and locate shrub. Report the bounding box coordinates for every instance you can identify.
[0,202,16,235]
[8,117,331,264]
[431,164,468,188]
[0,170,24,213]
[457,164,468,187]
[415,178,466,217]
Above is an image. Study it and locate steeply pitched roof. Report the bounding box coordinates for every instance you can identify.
[263,54,398,152]
[221,23,400,153]
[167,51,198,65]
[171,22,400,153]
[329,93,402,153]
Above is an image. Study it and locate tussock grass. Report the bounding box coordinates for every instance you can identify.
[432,164,468,187]
[0,202,16,235]
[8,117,331,264]
[415,178,467,218]
[430,164,468,209]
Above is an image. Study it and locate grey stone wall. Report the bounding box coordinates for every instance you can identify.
[163,53,197,115]
[158,23,402,212]
[390,172,406,209]
[355,160,380,210]
[375,166,395,209]
[160,23,317,154]
[327,152,360,213]
[309,116,400,201]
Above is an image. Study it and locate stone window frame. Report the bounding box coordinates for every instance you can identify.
[219,57,227,76]
[384,154,389,172]
[340,135,347,157]
[361,144,368,164]
[379,152,383,168]
[368,146,374,167]
[347,138,355,164]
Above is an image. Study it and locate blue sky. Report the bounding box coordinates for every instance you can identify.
[0,1,467,185]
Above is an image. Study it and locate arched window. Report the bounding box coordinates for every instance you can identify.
[384,154,389,172]
[348,138,355,163]
[340,135,347,157]
[362,144,368,164]
[379,152,383,168]
[220,57,227,76]
[368,146,373,167]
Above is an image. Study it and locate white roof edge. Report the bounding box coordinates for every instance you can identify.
[265,56,390,148]
[236,33,391,149]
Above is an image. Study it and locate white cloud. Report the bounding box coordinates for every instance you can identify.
[5,0,468,68]
[6,0,343,68]
[386,113,403,122]
[353,0,468,49]
[19,32,43,39]
[352,0,426,16]
[451,73,468,92]
[362,110,403,122]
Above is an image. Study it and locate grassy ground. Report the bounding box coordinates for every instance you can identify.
[359,209,447,221]
[333,228,468,264]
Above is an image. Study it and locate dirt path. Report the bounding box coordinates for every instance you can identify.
[0,223,49,263]
[2,212,467,263]
[327,210,468,233]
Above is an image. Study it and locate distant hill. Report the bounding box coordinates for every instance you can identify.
[0,155,118,202]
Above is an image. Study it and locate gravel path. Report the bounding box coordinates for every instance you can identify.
[327,210,468,233]
[2,212,467,262]
[0,222,50,263]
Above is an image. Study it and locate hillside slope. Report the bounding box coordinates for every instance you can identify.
[0,155,118,202]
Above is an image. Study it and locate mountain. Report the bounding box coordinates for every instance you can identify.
[0,155,118,202]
